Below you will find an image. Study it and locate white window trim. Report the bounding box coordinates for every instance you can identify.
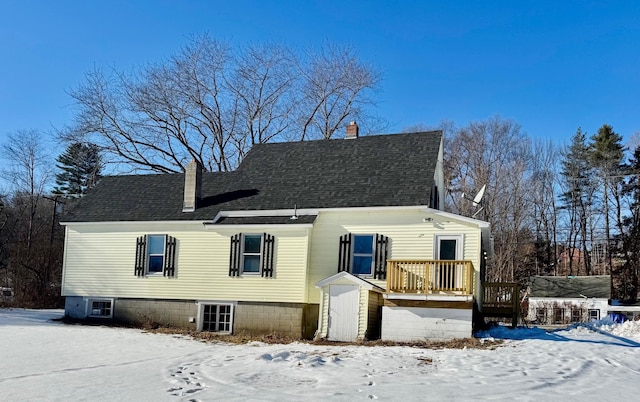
[197,301,236,333]
[433,234,464,260]
[86,298,114,318]
[241,233,263,275]
[351,234,375,277]
[147,234,166,275]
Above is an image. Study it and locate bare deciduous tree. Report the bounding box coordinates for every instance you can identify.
[297,42,380,141]
[445,116,534,282]
[64,35,381,173]
[1,131,62,307]
[530,139,560,275]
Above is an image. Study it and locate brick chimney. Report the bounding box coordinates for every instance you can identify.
[182,159,202,213]
[346,121,359,139]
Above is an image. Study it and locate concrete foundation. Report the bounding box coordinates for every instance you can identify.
[64,296,319,338]
[234,302,318,339]
[381,306,473,341]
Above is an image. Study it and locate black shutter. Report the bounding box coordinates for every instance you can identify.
[135,235,147,276]
[261,233,275,278]
[338,233,352,273]
[374,234,389,280]
[229,233,241,277]
[164,235,177,277]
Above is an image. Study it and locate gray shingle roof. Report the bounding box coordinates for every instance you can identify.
[528,276,611,299]
[62,131,442,222]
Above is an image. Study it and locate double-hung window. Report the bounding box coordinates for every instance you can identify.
[147,235,165,273]
[229,233,275,277]
[242,234,262,274]
[338,233,389,279]
[134,235,177,277]
[352,235,374,276]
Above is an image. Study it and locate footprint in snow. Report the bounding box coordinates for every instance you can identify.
[167,364,206,397]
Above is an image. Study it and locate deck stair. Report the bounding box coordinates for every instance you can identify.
[482,282,521,327]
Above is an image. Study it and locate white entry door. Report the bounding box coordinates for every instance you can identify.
[435,235,464,290]
[328,285,359,342]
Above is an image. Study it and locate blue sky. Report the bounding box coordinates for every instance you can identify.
[1,0,639,159]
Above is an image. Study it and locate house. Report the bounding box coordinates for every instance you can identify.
[60,123,492,341]
[526,276,611,324]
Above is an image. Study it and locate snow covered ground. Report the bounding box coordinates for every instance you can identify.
[1,309,640,401]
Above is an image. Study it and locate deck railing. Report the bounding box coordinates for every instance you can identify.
[482,282,520,311]
[386,260,475,294]
[482,282,521,327]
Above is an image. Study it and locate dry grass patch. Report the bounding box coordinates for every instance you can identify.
[146,327,503,349]
[61,318,504,350]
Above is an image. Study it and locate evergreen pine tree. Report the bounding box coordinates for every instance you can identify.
[560,128,594,275]
[621,146,640,301]
[590,124,625,275]
[52,142,102,198]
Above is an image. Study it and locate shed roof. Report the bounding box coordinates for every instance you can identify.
[528,276,611,299]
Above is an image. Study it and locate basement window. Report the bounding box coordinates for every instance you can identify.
[198,302,234,333]
[87,299,113,318]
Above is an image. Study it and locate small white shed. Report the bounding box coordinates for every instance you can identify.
[527,276,611,324]
[315,272,384,341]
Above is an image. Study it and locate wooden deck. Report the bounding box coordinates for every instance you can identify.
[386,260,475,295]
[482,282,521,327]
[384,262,521,327]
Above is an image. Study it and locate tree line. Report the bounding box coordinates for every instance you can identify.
[1,35,639,306]
[444,117,640,302]
[0,131,101,306]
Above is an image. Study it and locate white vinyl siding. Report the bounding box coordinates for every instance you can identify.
[62,223,310,303]
[62,208,485,307]
[317,287,330,338]
[307,209,484,304]
[357,287,369,339]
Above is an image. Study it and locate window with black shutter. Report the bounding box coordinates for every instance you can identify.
[229,233,275,277]
[134,234,177,277]
[338,233,389,279]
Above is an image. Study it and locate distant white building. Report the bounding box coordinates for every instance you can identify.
[526,276,610,324]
